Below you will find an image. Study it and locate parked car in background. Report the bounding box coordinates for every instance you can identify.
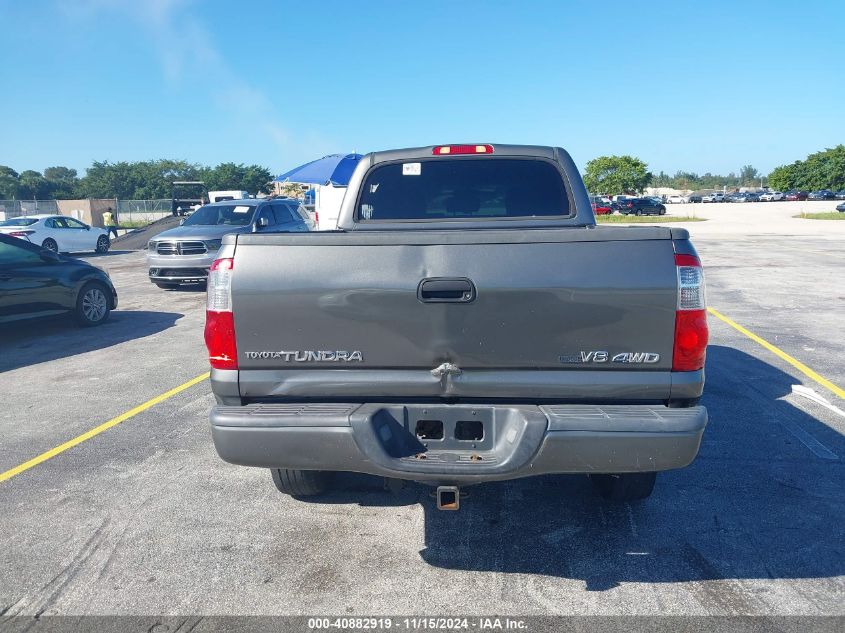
[834,190,845,200]
[759,191,784,201]
[589,196,612,214]
[0,233,117,326]
[688,194,703,203]
[744,192,761,202]
[612,195,637,207]
[619,197,667,215]
[0,215,111,254]
[784,190,809,201]
[147,198,314,289]
[836,202,845,212]
[727,192,748,203]
[666,194,688,204]
[702,193,726,203]
[808,190,836,201]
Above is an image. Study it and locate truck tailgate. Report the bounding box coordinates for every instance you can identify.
[231,227,680,401]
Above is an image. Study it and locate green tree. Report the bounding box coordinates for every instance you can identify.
[17,170,54,199]
[201,162,273,194]
[740,165,760,186]
[767,145,845,191]
[0,166,20,199]
[583,155,652,195]
[768,163,799,191]
[240,164,273,194]
[77,159,202,199]
[43,166,79,198]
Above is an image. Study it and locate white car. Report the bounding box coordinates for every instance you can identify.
[759,191,784,201]
[666,194,689,204]
[0,214,110,253]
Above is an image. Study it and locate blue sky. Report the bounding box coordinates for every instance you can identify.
[1,0,842,178]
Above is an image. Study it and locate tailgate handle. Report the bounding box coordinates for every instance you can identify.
[418,278,476,303]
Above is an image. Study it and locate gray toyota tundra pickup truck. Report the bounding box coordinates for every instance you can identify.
[205,144,709,509]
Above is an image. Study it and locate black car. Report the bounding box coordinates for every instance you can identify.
[618,197,666,216]
[834,190,845,200]
[687,194,703,203]
[0,233,118,326]
[836,202,845,212]
[808,190,836,201]
[744,192,761,202]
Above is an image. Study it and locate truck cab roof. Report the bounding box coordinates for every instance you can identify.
[336,144,596,231]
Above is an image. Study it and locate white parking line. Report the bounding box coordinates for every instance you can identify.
[791,384,845,419]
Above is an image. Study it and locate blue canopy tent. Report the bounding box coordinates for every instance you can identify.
[274,153,363,186]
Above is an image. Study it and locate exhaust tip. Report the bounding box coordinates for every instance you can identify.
[436,485,460,511]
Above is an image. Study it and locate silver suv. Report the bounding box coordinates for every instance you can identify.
[147,198,313,288]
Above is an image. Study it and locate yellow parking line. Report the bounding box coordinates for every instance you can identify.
[0,372,210,484]
[707,307,845,400]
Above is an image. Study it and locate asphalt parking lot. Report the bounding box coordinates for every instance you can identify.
[1,206,844,616]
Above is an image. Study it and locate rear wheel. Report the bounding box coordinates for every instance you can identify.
[75,281,111,326]
[589,472,656,501]
[271,468,332,497]
[42,238,58,253]
[96,235,110,253]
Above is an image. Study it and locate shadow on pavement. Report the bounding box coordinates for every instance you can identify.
[418,345,844,588]
[72,250,136,258]
[297,345,845,589]
[0,310,183,372]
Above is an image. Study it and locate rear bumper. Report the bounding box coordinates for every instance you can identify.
[210,403,707,484]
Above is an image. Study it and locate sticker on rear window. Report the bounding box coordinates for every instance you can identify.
[233,205,251,213]
[402,162,421,176]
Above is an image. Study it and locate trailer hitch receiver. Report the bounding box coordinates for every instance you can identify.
[436,486,460,511]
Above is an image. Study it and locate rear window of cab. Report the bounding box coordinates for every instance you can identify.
[357,158,570,221]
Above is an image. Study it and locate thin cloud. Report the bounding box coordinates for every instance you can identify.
[61,0,330,162]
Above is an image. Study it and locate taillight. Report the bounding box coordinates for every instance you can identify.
[205,258,237,369]
[8,230,34,237]
[673,253,708,371]
[432,144,494,155]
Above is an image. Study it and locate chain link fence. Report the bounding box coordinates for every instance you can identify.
[0,199,173,226]
[116,199,172,225]
[0,200,59,219]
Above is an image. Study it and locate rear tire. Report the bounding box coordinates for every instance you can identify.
[589,472,656,501]
[271,468,332,497]
[42,238,58,253]
[75,281,111,326]
[96,235,110,253]
[154,282,179,290]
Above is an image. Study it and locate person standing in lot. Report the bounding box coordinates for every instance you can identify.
[102,207,118,239]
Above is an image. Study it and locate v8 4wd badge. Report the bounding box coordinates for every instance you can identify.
[559,351,660,364]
